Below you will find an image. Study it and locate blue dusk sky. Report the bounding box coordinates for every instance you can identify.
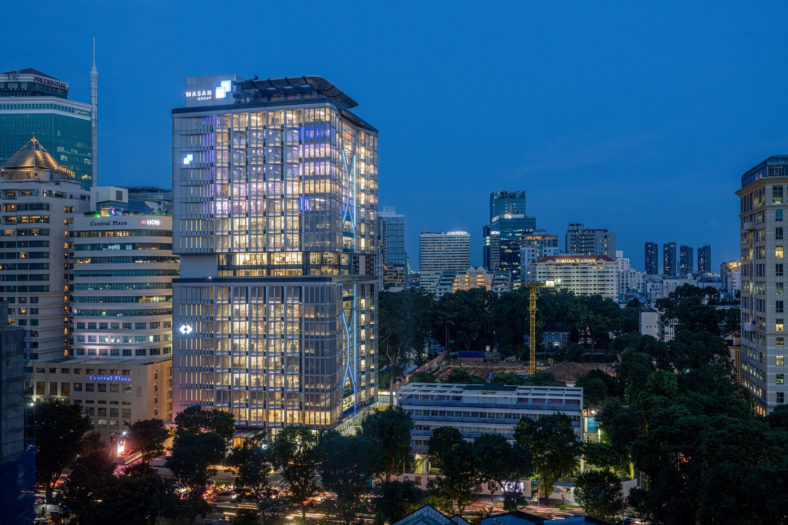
[3,1,788,270]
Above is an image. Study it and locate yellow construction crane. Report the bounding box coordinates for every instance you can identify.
[526,280,557,376]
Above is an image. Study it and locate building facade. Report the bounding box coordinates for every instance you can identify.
[565,224,615,259]
[397,382,583,463]
[482,191,536,282]
[171,75,378,432]
[30,357,172,439]
[378,206,406,289]
[520,230,559,282]
[698,244,712,274]
[679,245,694,276]
[531,255,617,299]
[0,69,93,190]
[0,138,89,360]
[662,242,677,278]
[645,241,659,275]
[737,155,788,414]
[420,231,470,292]
[71,214,176,359]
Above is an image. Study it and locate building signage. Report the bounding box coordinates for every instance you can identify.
[33,75,68,91]
[89,220,128,227]
[185,79,232,102]
[89,374,131,383]
[141,219,161,226]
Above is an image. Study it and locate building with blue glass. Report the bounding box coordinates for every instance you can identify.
[0,68,93,190]
[483,191,536,282]
[171,75,378,432]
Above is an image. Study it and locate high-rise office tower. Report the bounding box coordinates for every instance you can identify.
[738,156,788,414]
[0,68,94,190]
[91,39,98,186]
[565,223,616,258]
[662,242,677,278]
[0,138,89,360]
[171,75,378,431]
[0,303,33,524]
[679,245,694,276]
[482,191,535,281]
[71,213,177,359]
[645,241,659,275]
[378,206,406,289]
[520,230,559,282]
[698,245,712,274]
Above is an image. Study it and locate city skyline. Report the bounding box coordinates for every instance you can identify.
[3,3,786,271]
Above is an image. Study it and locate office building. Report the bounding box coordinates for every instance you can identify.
[171,75,378,431]
[0,68,94,190]
[378,206,406,289]
[721,260,742,299]
[679,245,693,276]
[0,138,89,360]
[420,231,471,292]
[30,357,172,440]
[645,241,659,275]
[698,244,712,274]
[483,191,536,281]
[520,230,559,282]
[127,187,173,214]
[71,213,176,359]
[531,255,617,299]
[565,224,615,259]
[662,242,677,278]
[737,155,788,414]
[0,304,34,524]
[398,382,583,462]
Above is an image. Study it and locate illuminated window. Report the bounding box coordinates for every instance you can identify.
[777,247,784,259]
[777,355,784,367]
[778,320,784,332]
[778,337,785,349]
[777,374,785,385]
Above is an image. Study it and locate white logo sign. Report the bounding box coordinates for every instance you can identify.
[178,324,193,335]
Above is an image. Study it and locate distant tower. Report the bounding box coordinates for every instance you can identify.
[90,38,98,186]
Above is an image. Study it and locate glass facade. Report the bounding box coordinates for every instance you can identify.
[0,103,92,190]
[483,191,535,282]
[645,241,658,275]
[172,78,378,432]
[663,242,677,277]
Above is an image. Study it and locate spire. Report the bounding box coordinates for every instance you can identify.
[90,38,98,187]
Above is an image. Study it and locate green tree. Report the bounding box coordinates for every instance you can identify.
[408,371,438,383]
[429,440,482,516]
[258,487,288,525]
[473,433,510,501]
[374,481,427,523]
[361,406,413,482]
[445,368,485,384]
[128,418,168,462]
[574,470,624,522]
[490,372,527,385]
[227,438,269,494]
[427,426,463,471]
[523,371,564,386]
[165,406,233,494]
[63,447,117,519]
[32,400,92,499]
[515,414,578,503]
[316,431,378,523]
[268,426,319,520]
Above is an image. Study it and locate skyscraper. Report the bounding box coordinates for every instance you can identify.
[91,39,98,186]
[645,241,658,275]
[378,206,406,289]
[565,223,616,258]
[663,242,677,278]
[171,75,378,431]
[420,231,471,275]
[482,191,535,281]
[737,155,788,414]
[0,68,94,190]
[0,138,89,360]
[520,230,559,282]
[679,245,694,276]
[698,245,712,274]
